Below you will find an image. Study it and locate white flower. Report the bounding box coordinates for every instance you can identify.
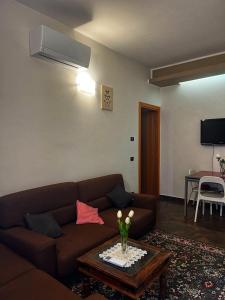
[216,154,221,159]
[117,210,122,218]
[125,217,130,224]
[128,210,134,218]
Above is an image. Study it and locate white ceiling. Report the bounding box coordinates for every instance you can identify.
[16,0,225,68]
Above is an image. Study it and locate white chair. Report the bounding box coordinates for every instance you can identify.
[194,176,225,223]
[188,182,198,205]
[189,182,212,216]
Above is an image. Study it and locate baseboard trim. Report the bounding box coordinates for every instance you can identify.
[160,194,184,203]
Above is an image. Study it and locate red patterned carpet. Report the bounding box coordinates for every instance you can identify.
[65,230,225,299]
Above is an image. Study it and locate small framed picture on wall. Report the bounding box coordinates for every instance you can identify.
[101,85,113,111]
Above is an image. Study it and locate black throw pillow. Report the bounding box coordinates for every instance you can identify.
[107,184,133,209]
[24,213,63,238]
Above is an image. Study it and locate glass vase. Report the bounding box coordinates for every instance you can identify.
[121,234,128,254]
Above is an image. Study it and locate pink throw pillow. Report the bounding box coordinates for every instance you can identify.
[76,200,104,225]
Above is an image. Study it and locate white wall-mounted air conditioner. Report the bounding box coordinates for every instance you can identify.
[29,25,91,69]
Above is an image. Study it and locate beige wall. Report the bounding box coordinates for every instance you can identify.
[8,0,225,200]
[160,75,225,198]
[0,0,160,196]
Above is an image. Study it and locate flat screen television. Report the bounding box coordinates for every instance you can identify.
[201,118,225,145]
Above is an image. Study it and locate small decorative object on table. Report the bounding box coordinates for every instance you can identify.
[99,242,147,268]
[117,209,134,254]
[216,154,225,177]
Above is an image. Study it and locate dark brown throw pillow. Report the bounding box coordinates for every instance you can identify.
[107,185,133,209]
[24,213,63,238]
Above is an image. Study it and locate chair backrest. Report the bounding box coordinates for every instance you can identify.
[198,176,225,201]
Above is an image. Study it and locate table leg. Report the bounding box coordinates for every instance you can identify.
[159,273,167,300]
[184,177,188,217]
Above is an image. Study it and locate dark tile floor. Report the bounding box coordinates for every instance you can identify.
[156,197,225,248]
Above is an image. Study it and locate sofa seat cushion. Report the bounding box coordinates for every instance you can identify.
[0,244,34,287]
[0,269,81,300]
[100,207,154,239]
[56,223,117,277]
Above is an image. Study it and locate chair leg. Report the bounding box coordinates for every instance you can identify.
[210,203,213,216]
[193,192,198,206]
[220,204,223,217]
[194,199,200,222]
[202,201,205,216]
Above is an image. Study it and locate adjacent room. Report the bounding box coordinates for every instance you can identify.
[1,0,225,299]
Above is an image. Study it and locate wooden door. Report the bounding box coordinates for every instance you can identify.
[139,102,160,195]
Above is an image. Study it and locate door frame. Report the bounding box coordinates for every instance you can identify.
[138,101,160,195]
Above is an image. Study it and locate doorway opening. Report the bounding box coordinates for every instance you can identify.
[138,102,160,196]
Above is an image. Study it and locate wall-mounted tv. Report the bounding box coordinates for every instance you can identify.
[201,118,225,145]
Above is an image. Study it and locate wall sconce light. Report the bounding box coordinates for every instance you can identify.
[76,71,96,95]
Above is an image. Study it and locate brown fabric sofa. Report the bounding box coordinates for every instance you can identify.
[0,174,157,277]
[0,243,105,300]
[77,175,157,239]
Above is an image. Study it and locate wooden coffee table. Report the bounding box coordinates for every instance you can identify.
[77,236,171,299]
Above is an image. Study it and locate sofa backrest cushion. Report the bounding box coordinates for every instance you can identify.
[77,174,124,210]
[89,197,112,212]
[0,182,78,229]
[51,205,76,226]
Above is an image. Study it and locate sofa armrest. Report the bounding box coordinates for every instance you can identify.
[0,227,57,276]
[132,193,158,212]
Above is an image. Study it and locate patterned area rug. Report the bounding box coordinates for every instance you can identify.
[65,230,225,299]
